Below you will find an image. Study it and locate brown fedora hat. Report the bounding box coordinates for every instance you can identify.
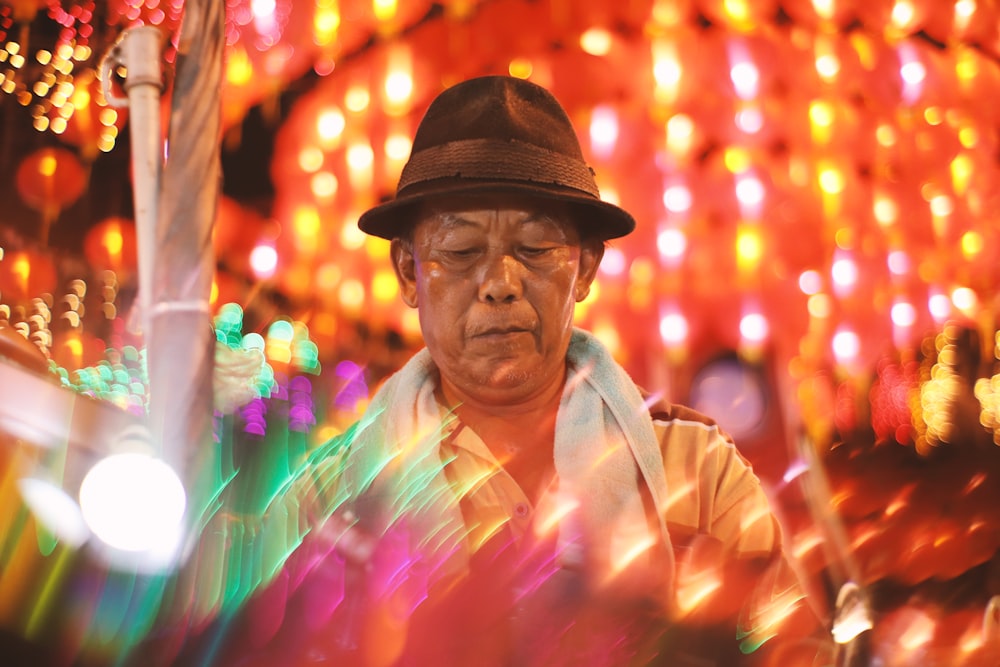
[358,75,636,241]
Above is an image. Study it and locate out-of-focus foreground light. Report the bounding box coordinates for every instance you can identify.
[17,477,91,548]
[79,452,186,555]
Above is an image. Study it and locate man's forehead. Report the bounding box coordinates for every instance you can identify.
[415,195,573,228]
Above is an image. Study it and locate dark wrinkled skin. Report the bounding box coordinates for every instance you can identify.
[391,194,605,413]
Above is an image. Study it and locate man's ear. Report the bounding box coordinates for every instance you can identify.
[391,238,419,308]
[575,239,605,302]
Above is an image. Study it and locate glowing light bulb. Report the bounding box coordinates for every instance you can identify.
[740,312,769,342]
[831,256,858,292]
[310,171,338,199]
[730,61,759,100]
[662,184,692,213]
[660,313,689,345]
[832,329,860,365]
[600,247,626,276]
[799,270,822,295]
[79,453,186,554]
[735,175,764,208]
[317,107,345,143]
[250,243,278,279]
[887,250,911,275]
[589,105,618,159]
[384,70,413,107]
[657,228,687,260]
[891,301,916,328]
[580,28,613,56]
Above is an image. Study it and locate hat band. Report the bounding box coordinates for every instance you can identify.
[398,138,600,198]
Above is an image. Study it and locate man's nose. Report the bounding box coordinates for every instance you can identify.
[478,253,523,303]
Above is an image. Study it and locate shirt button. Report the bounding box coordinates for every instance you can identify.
[514,502,529,517]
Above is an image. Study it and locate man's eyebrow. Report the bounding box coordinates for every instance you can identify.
[434,213,481,230]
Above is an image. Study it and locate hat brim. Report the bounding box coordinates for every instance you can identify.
[358,179,636,241]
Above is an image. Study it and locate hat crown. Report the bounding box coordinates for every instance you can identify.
[397,76,600,199]
[357,75,636,241]
[409,76,587,162]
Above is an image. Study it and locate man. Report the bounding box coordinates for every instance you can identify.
[177,75,821,667]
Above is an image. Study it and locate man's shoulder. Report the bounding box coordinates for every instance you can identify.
[642,390,722,431]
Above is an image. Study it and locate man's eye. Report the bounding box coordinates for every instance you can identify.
[520,246,555,257]
[444,248,479,258]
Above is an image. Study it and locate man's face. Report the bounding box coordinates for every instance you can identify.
[391,194,604,406]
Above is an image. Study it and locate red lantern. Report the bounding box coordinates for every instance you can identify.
[15,148,88,244]
[0,249,58,303]
[84,217,138,275]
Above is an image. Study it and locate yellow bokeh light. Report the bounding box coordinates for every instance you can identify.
[961,231,983,258]
[580,28,613,56]
[508,58,533,79]
[384,70,413,107]
[807,293,832,319]
[723,0,751,25]
[723,146,751,174]
[103,224,123,259]
[873,194,899,226]
[834,227,854,250]
[310,171,338,199]
[924,106,944,125]
[665,114,694,155]
[951,153,972,195]
[338,279,365,312]
[340,219,367,250]
[372,269,398,302]
[317,106,346,143]
[818,166,844,194]
[384,133,411,161]
[929,194,953,217]
[815,54,840,80]
[736,226,763,270]
[890,0,917,30]
[316,262,342,290]
[957,126,978,148]
[345,86,370,113]
[298,146,324,173]
[293,206,321,243]
[314,4,341,44]
[875,123,897,147]
[373,0,397,22]
[809,100,834,127]
[812,0,835,20]
[955,48,978,84]
[226,46,253,87]
[39,154,57,176]
[365,236,390,260]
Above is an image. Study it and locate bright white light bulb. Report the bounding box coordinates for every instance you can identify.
[657,228,687,259]
[928,292,951,321]
[887,250,910,275]
[832,329,860,364]
[891,301,916,327]
[79,453,186,553]
[831,257,858,290]
[798,270,822,295]
[662,185,692,213]
[730,61,759,100]
[735,107,763,134]
[600,247,626,276]
[735,175,764,207]
[660,313,689,345]
[250,243,278,279]
[740,312,769,342]
[589,105,619,159]
[18,478,90,548]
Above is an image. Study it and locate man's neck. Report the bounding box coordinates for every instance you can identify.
[439,371,565,499]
